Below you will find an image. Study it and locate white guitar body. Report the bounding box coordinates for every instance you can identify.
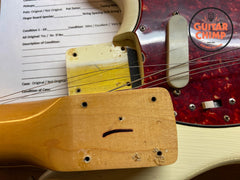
[40,125,240,180]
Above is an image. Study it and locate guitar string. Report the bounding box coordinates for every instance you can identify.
[0,64,128,99]
[16,43,188,95]
[0,63,146,100]
[0,75,132,103]
[0,47,239,103]
[134,58,240,89]
[2,56,236,100]
[108,49,240,92]
[109,57,240,92]
[1,45,238,100]
[0,61,183,99]
[1,59,239,104]
[6,58,240,103]
[0,55,237,102]
[64,56,240,91]
[0,69,159,104]
[1,56,239,104]
[1,49,239,103]
[147,61,240,89]
[2,48,238,101]
[65,58,240,92]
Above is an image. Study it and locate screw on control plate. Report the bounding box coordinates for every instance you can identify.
[189,104,196,111]
[224,115,230,122]
[139,25,146,32]
[229,98,236,105]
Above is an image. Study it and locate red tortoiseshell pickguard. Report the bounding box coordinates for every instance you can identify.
[134,0,240,126]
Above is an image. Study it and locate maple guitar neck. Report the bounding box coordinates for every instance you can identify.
[0,88,177,171]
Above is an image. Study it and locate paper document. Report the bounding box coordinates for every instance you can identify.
[0,0,121,103]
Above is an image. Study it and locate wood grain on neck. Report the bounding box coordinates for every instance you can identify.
[0,88,177,171]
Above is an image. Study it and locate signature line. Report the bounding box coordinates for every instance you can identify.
[102,129,133,138]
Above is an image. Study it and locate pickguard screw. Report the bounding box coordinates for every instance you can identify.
[189,104,196,111]
[229,98,236,105]
[139,25,146,32]
[173,89,181,96]
[174,111,178,117]
[224,115,230,122]
[172,11,179,16]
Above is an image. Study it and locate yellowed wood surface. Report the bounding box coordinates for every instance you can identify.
[0,88,177,171]
[39,124,240,180]
[66,43,132,95]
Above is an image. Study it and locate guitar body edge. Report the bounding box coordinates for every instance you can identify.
[39,124,240,180]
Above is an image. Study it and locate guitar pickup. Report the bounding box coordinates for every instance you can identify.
[167,14,189,89]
